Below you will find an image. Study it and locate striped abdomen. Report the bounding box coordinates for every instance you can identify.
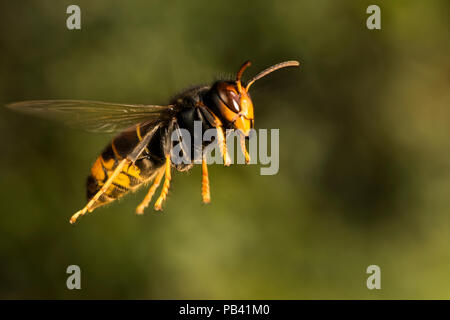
[86,122,166,210]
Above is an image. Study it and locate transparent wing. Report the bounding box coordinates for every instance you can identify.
[6,100,171,133]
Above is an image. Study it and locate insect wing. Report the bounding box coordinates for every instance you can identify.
[6,100,171,133]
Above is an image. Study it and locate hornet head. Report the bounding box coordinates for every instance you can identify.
[207,60,300,136]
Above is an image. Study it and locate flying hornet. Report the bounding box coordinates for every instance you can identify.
[7,60,300,224]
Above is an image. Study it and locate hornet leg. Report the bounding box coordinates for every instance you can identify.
[154,155,172,211]
[70,158,129,224]
[70,124,161,224]
[240,134,250,164]
[202,155,211,203]
[135,167,165,214]
[217,126,231,166]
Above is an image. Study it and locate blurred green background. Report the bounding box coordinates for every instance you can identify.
[0,0,449,299]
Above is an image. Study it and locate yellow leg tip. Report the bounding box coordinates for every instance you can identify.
[69,210,84,224]
[154,196,166,210]
[69,205,91,224]
[202,197,211,204]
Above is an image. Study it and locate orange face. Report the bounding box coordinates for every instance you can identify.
[207,60,299,136]
[212,81,254,136]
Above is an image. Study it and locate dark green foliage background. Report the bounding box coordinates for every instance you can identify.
[0,0,449,299]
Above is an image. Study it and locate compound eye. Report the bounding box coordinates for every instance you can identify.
[219,87,241,113]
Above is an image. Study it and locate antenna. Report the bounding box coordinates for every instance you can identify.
[236,60,252,93]
[245,60,300,91]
